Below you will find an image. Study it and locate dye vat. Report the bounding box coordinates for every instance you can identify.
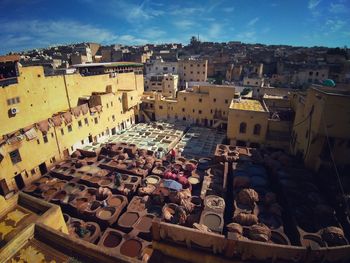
[120,239,142,258]
[135,215,154,233]
[103,231,123,248]
[118,212,139,228]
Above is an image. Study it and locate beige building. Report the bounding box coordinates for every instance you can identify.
[145,74,179,98]
[290,85,350,172]
[178,59,208,88]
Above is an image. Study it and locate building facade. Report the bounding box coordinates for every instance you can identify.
[0,59,144,195]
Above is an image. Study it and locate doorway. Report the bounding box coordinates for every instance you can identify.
[0,179,10,196]
[39,162,48,175]
[14,174,25,190]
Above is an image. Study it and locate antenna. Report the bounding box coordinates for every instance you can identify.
[197,33,199,41]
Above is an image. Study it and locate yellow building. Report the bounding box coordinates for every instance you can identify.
[227,93,293,149]
[140,83,236,128]
[227,99,269,147]
[290,85,350,172]
[0,57,144,195]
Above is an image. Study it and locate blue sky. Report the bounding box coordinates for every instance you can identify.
[0,0,349,54]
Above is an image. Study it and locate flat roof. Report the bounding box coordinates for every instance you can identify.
[72,61,143,68]
[0,54,20,63]
[230,99,266,112]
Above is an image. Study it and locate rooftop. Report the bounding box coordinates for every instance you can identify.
[230,99,266,112]
[71,61,143,68]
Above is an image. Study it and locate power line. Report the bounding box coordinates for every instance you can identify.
[322,114,346,200]
[293,110,312,128]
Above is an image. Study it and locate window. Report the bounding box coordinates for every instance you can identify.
[43,135,48,143]
[111,101,113,107]
[112,115,116,121]
[61,128,64,135]
[78,120,82,127]
[309,71,313,76]
[199,98,202,103]
[107,103,109,109]
[239,122,247,133]
[51,133,54,138]
[94,117,98,124]
[68,125,72,132]
[7,97,20,106]
[193,109,195,113]
[190,71,193,74]
[253,124,261,135]
[159,105,163,110]
[184,97,187,101]
[203,71,205,74]
[182,108,185,112]
[225,99,228,104]
[84,118,88,125]
[31,169,35,175]
[213,98,216,102]
[199,110,202,114]
[37,139,40,144]
[9,149,21,164]
[211,109,213,113]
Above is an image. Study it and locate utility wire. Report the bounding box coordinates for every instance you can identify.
[322,114,346,200]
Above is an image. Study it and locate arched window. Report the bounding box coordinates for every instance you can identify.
[253,124,261,135]
[239,122,247,133]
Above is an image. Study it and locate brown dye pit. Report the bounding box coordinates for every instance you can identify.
[136,215,153,232]
[120,239,142,258]
[100,179,112,185]
[203,214,221,229]
[119,212,139,227]
[108,197,123,207]
[130,177,138,183]
[103,232,122,248]
[90,177,101,183]
[44,188,57,197]
[75,198,88,207]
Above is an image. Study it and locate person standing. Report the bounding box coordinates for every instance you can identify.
[170,148,176,162]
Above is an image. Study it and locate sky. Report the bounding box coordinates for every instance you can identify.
[0,0,349,54]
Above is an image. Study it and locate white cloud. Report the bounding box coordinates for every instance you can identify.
[325,19,346,32]
[0,19,152,53]
[118,35,148,45]
[308,0,321,9]
[208,23,222,39]
[330,3,348,13]
[173,20,196,30]
[247,17,260,27]
[142,27,166,39]
[236,31,257,42]
[170,6,205,16]
[222,6,234,12]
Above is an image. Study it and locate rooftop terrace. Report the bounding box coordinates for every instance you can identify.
[230,99,267,112]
